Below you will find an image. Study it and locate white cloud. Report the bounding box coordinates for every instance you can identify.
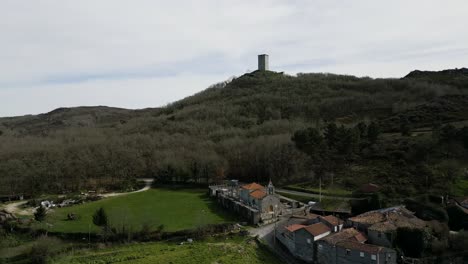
[1,0,468,116]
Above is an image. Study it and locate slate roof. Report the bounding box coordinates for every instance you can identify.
[285,224,306,232]
[336,240,387,254]
[303,222,331,237]
[250,190,267,200]
[241,183,264,190]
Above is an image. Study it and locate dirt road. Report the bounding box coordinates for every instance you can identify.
[1,178,154,216]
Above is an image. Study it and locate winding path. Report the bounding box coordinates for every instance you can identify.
[1,178,154,216]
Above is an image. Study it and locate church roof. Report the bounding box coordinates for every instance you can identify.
[241,182,264,190]
[250,190,267,199]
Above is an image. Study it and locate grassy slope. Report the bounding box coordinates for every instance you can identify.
[51,236,281,264]
[37,189,233,233]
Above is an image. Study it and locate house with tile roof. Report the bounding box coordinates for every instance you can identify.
[315,228,396,264]
[275,215,336,263]
[320,215,344,232]
[334,240,396,264]
[277,222,331,262]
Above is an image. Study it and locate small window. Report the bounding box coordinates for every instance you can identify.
[346,249,351,256]
[371,254,377,260]
[360,252,364,257]
[307,238,311,244]
[318,244,323,250]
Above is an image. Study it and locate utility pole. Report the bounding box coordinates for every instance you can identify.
[88,223,91,248]
[319,176,322,202]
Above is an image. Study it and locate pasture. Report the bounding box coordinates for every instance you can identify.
[51,236,281,264]
[37,188,233,233]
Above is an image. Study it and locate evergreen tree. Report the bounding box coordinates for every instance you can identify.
[400,116,412,136]
[324,123,338,149]
[34,206,47,222]
[92,207,108,228]
[367,122,380,144]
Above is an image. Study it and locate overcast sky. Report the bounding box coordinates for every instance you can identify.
[1,1,468,117]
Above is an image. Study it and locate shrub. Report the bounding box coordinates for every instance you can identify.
[29,236,64,264]
[34,206,47,222]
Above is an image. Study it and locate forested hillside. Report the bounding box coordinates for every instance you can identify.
[1,69,468,198]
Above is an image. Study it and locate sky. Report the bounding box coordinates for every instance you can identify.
[1,1,468,117]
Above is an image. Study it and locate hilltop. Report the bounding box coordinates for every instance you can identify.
[0,69,467,199]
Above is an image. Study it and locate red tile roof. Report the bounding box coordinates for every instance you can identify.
[303,223,331,237]
[353,233,368,243]
[241,182,264,190]
[320,228,361,245]
[250,190,267,199]
[285,224,306,232]
[321,215,342,226]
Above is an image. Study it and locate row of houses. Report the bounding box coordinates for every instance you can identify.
[276,206,430,264]
[276,211,397,264]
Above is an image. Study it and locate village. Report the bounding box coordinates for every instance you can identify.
[209,180,464,264]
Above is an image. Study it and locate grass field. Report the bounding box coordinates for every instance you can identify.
[51,236,281,264]
[35,188,234,233]
[452,179,468,196]
[285,183,353,197]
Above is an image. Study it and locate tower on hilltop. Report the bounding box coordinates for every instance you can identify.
[258,54,269,71]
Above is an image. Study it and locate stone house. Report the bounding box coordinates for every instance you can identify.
[275,213,337,263]
[316,228,368,264]
[277,221,332,262]
[334,240,397,264]
[347,206,427,247]
[315,228,397,264]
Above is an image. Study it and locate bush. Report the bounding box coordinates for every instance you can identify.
[34,206,47,222]
[29,236,64,264]
[395,227,426,258]
[449,231,468,251]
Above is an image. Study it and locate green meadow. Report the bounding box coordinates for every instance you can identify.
[51,236,281,264]
[37,188,233,233]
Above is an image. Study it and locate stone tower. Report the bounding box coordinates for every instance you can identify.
[258,54,269,71]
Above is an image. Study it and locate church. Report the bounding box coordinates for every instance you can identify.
[209,180,283,225]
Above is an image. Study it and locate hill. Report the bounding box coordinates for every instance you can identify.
[404,68,468,89]
[0,69,467,199]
